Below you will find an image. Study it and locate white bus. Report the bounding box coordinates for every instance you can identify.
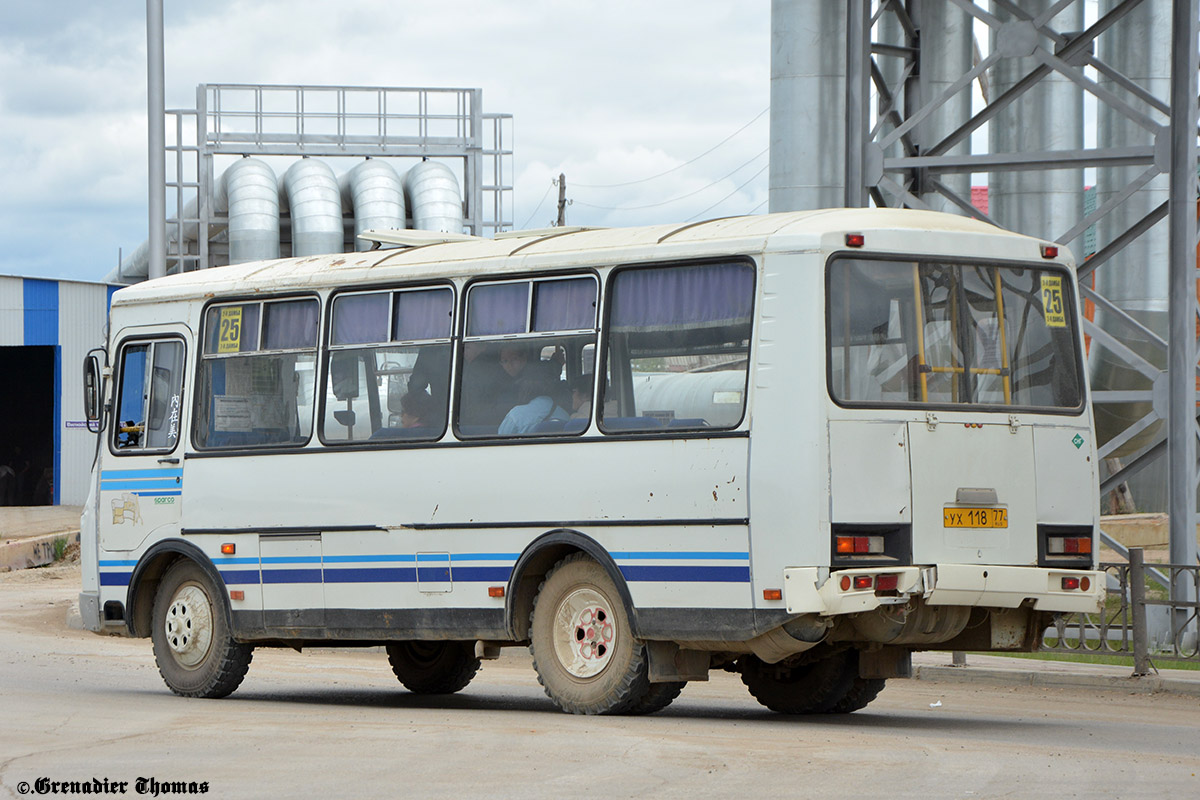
[79,209,1105,715]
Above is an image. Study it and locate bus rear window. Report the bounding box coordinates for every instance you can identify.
[827,258,1083,411]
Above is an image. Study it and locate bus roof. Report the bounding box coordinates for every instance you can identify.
[111,208,1050,307]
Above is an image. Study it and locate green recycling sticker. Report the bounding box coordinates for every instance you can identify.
[1072,434,1084,449]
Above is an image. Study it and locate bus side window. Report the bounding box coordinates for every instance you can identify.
[458,276,598,438]
[322,287,453,444]
[195,298,318,449]
[599,262,755,433]
[113,339,185,453]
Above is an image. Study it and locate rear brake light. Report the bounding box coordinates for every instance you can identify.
[1061,577,1081,590]
[845,233,865,247]
[1048,536,1092,555]
[836,535,885,555]
[853,575,873,590]
[874,574,899,592]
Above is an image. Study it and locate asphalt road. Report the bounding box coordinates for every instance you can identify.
[2,564,1197,799]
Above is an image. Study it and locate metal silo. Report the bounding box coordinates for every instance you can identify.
[1090,0,1172,507]
[768,0,845,211]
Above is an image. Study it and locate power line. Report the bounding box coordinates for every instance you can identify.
[572,106,769,189]
[519,179,557,229]
[573,147,768,212]
[684,164,769,222]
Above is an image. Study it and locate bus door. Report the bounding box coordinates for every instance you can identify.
[100,328,189,552]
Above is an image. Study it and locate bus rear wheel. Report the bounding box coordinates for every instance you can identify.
[739,650,856,715]
[530,553,680,715]
[151,560,253,698]
[385,641,480,694]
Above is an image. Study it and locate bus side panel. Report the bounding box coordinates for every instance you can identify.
[746,251,828,605]
[181,437,753,638]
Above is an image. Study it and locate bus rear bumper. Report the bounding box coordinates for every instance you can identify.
[783,564,1105,617]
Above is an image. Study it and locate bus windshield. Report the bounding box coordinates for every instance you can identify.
[828,257,1083,411]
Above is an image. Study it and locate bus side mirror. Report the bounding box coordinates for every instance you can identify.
[83,354,103,432]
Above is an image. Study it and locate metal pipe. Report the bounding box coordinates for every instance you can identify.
[340,159,405,250]
[769,0,846,211]
[217,158,280,264]
[403,160,464,233]
[1129,547,1151,675]
[146,0,166,280]
[280,158,343,257]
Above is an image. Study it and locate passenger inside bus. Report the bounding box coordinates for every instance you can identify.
[498,377,571,435]
[399,390,438,429]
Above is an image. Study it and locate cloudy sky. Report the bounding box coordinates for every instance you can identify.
[0,1,769,282]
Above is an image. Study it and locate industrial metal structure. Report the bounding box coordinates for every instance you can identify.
[770,0,1197,642]
[113,83,513,282]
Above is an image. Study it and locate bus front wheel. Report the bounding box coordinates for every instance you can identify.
[385,641,480,694]
[529,553,682,715]
[151,559,253,698]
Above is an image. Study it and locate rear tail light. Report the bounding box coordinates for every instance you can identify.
[836,535,885,555]
[1047,536,1092,555]
[852,575,873,590]
[1061,577,1081,590]
[874,574,899,592]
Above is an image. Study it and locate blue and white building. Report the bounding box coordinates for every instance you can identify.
[0,276,117,506]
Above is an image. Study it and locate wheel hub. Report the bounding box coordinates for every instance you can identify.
[553,587,616,679]
[164,583,214,669]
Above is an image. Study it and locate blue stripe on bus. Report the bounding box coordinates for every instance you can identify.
[99,559,139,567]
[261,556,322,564]
[261,568,323,584]
[452,553,521,561]
[322,554,417,563]
[219,569,261,585]
[100,572,131,586]
[417,567,451,582]
[452,566,514,582]
[215,557,260,566]
[611,551,750,560]
[619,565,751,583]
[100,480,183,492]
[131,491,182,497]
[323,567,416,583]
[100,468,184,480]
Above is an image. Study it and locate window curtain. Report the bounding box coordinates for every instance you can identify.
[610,263,753,332]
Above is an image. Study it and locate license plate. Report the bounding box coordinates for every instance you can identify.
[943,507,1008,528]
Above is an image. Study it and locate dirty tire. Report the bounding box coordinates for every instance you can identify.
[828,676,886,713]
[151,559,252,698]
[740,650,856,715]
[623,679,687,715]
[530,553,668,715]
[385,641,481,694]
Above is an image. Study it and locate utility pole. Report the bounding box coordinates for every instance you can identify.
[555,173,567,227]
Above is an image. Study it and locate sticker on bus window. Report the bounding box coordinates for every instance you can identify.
[1040,275,1066,328]
[218,307,243,353]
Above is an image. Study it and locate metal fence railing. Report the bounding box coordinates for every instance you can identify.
[1041,548,1200,672]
